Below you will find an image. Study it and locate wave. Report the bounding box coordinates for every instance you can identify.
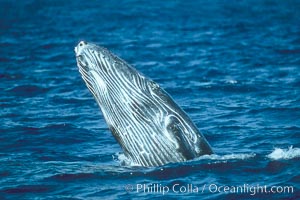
[267,146,300,160]
[7,85,49,97]
[116,146,300,168]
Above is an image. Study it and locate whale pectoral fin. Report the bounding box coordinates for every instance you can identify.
[166,116,195,160]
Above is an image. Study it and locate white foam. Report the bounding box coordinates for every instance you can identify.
[115,152,256,167]
[114,147,300,167]
[197,153,256,161]
[267,146,300,160]
[226,80,238,84]
[114,153,142,167]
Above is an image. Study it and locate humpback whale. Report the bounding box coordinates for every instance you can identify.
[75,41,213,167]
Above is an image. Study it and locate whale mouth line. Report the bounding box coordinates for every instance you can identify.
[74,41,213,167]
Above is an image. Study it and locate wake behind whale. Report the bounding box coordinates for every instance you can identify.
[75,41,213,167]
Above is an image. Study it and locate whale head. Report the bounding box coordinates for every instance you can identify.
[75,41,147,105]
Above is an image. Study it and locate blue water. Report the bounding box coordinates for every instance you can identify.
[1,0,300,199]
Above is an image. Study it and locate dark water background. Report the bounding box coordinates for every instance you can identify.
[0,0,300,199]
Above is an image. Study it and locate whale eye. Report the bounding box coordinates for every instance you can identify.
[79,41,87,47]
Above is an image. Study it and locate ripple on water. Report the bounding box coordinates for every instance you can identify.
[0,0,299,199]
[7,85,49,97]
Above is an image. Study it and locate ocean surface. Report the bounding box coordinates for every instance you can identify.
[0,0,300,199]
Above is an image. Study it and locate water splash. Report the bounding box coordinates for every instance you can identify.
[267,146,300,160]
[116,152,256,167]
[197,153,256,161]
[115,153,142,167]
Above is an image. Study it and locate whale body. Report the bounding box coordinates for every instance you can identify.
[75,41,213,167]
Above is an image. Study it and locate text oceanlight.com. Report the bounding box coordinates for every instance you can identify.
[124,183,294,195]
